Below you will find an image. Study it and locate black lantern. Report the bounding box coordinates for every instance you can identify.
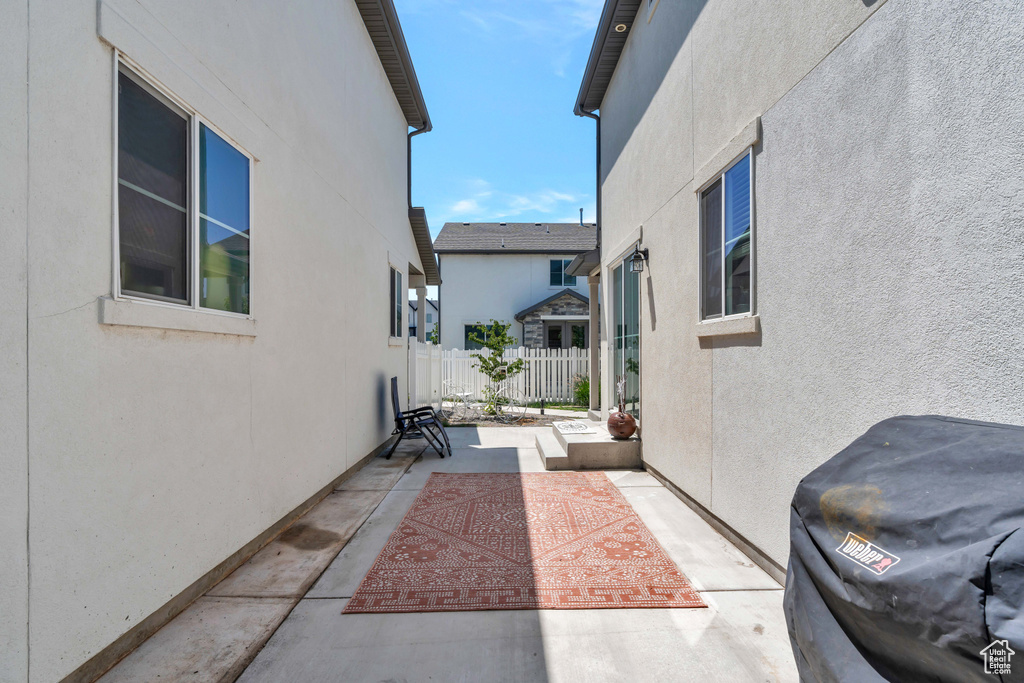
[629,245,649,274]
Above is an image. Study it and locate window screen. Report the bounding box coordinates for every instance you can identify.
[118,72,189,302]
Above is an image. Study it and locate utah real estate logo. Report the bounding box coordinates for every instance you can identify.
[981,640,1014,676]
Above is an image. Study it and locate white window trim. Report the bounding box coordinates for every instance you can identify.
[549,257,578,289]
[697,146,756,325]
[111,51,255,326]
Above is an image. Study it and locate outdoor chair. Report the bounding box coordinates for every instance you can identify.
[385,376,452,459]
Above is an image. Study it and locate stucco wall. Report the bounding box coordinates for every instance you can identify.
[438,253,589,348]
[713,0,1024,564]
[18,0,424,680]
[597,0,1024,568]
[598,0,884,522]
[0,2,29,680]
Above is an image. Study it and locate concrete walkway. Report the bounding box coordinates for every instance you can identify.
[100,427,797,682]
[240,427,797,682]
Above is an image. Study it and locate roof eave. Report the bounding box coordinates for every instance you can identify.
[409,207,441,285]
[356,0,432,131]
[566,248,601,278]
[514,289,590,321]
[574,0,641,116]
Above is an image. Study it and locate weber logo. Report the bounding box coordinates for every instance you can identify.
[836,532,900,575]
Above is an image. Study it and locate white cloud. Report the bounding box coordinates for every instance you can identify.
[450,198,482,214]
[437,179,592,224]
[455,0,604,76]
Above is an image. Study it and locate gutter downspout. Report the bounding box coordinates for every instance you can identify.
[575,108,601,414]
[576,111,601,251]
[407,126,430,208]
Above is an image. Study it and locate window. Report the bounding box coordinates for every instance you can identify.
[700,150,752,320]
[544,322,587,350]
[549,259,577,287]
[117,62,251,314]
[426,313,432,324]
[464,324,493,350]
[389,267,403,337]
[612,259,640,418]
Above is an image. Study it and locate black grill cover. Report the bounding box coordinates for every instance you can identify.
[785,415,1024,682]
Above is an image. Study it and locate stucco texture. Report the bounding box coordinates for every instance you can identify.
[0,2,29,680]
[714,0,1024,563]
[597,0,1024,569]
[19,0,426,680]
[598,0,883,521]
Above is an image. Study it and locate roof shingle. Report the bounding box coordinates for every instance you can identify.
[433,223,597,254]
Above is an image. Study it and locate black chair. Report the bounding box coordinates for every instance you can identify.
[385,377,452,459]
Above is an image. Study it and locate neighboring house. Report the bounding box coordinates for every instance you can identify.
[408,297,438,339]
[0,1,438,680]
[573,0,1024,582]
[434,222,598,349]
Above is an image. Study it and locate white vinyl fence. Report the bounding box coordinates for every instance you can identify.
[408,339,443,409]
[403,344,589,409]
[409,341,591,408]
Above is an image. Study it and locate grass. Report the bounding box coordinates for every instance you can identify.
[525,402,589,412]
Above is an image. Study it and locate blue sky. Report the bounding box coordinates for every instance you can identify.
[394,0,603,238]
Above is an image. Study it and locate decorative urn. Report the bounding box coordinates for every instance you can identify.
[607,404,637,440]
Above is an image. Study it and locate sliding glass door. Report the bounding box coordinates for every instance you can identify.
[611,259,640,419]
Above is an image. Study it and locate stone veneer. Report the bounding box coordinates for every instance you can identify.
[520,293,590,349]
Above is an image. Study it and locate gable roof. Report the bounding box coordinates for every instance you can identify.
[575,0,642,114]
[515,289,589,321]
[433,223,597,254]
[355,0,431,130]
[408,298,438,312]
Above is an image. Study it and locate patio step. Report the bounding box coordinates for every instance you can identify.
[536,430,571,470]
[536,420,641,471]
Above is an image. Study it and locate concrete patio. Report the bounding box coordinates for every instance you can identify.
[102,427,797,682]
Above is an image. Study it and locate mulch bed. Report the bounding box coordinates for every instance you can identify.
[344,472,705,613]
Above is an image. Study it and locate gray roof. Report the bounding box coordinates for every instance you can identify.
[514,289,589,321]
[433,223,597,254]
[575,0,642,114]
[354,0,431,130]
[408,298,438,312]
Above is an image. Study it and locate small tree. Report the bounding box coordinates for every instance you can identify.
[469,320,524,415]
[427,323,439,345]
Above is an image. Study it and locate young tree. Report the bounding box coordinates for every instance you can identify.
[468,320,524,415]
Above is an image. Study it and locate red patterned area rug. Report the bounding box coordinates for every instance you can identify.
[344,472,705,613]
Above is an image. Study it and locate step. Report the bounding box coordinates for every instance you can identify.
[535,431,571,470]
[541,420,642,471]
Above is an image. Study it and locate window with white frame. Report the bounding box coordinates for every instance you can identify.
[117,61,252,315]
[389,267,403,338]
[700,150,752,320]
[549,259,577,287]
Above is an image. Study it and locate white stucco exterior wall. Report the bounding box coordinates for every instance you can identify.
[12,1,425,680]
[596,0,1024,569]
[438,253,590,348]
[0,2,30,680]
